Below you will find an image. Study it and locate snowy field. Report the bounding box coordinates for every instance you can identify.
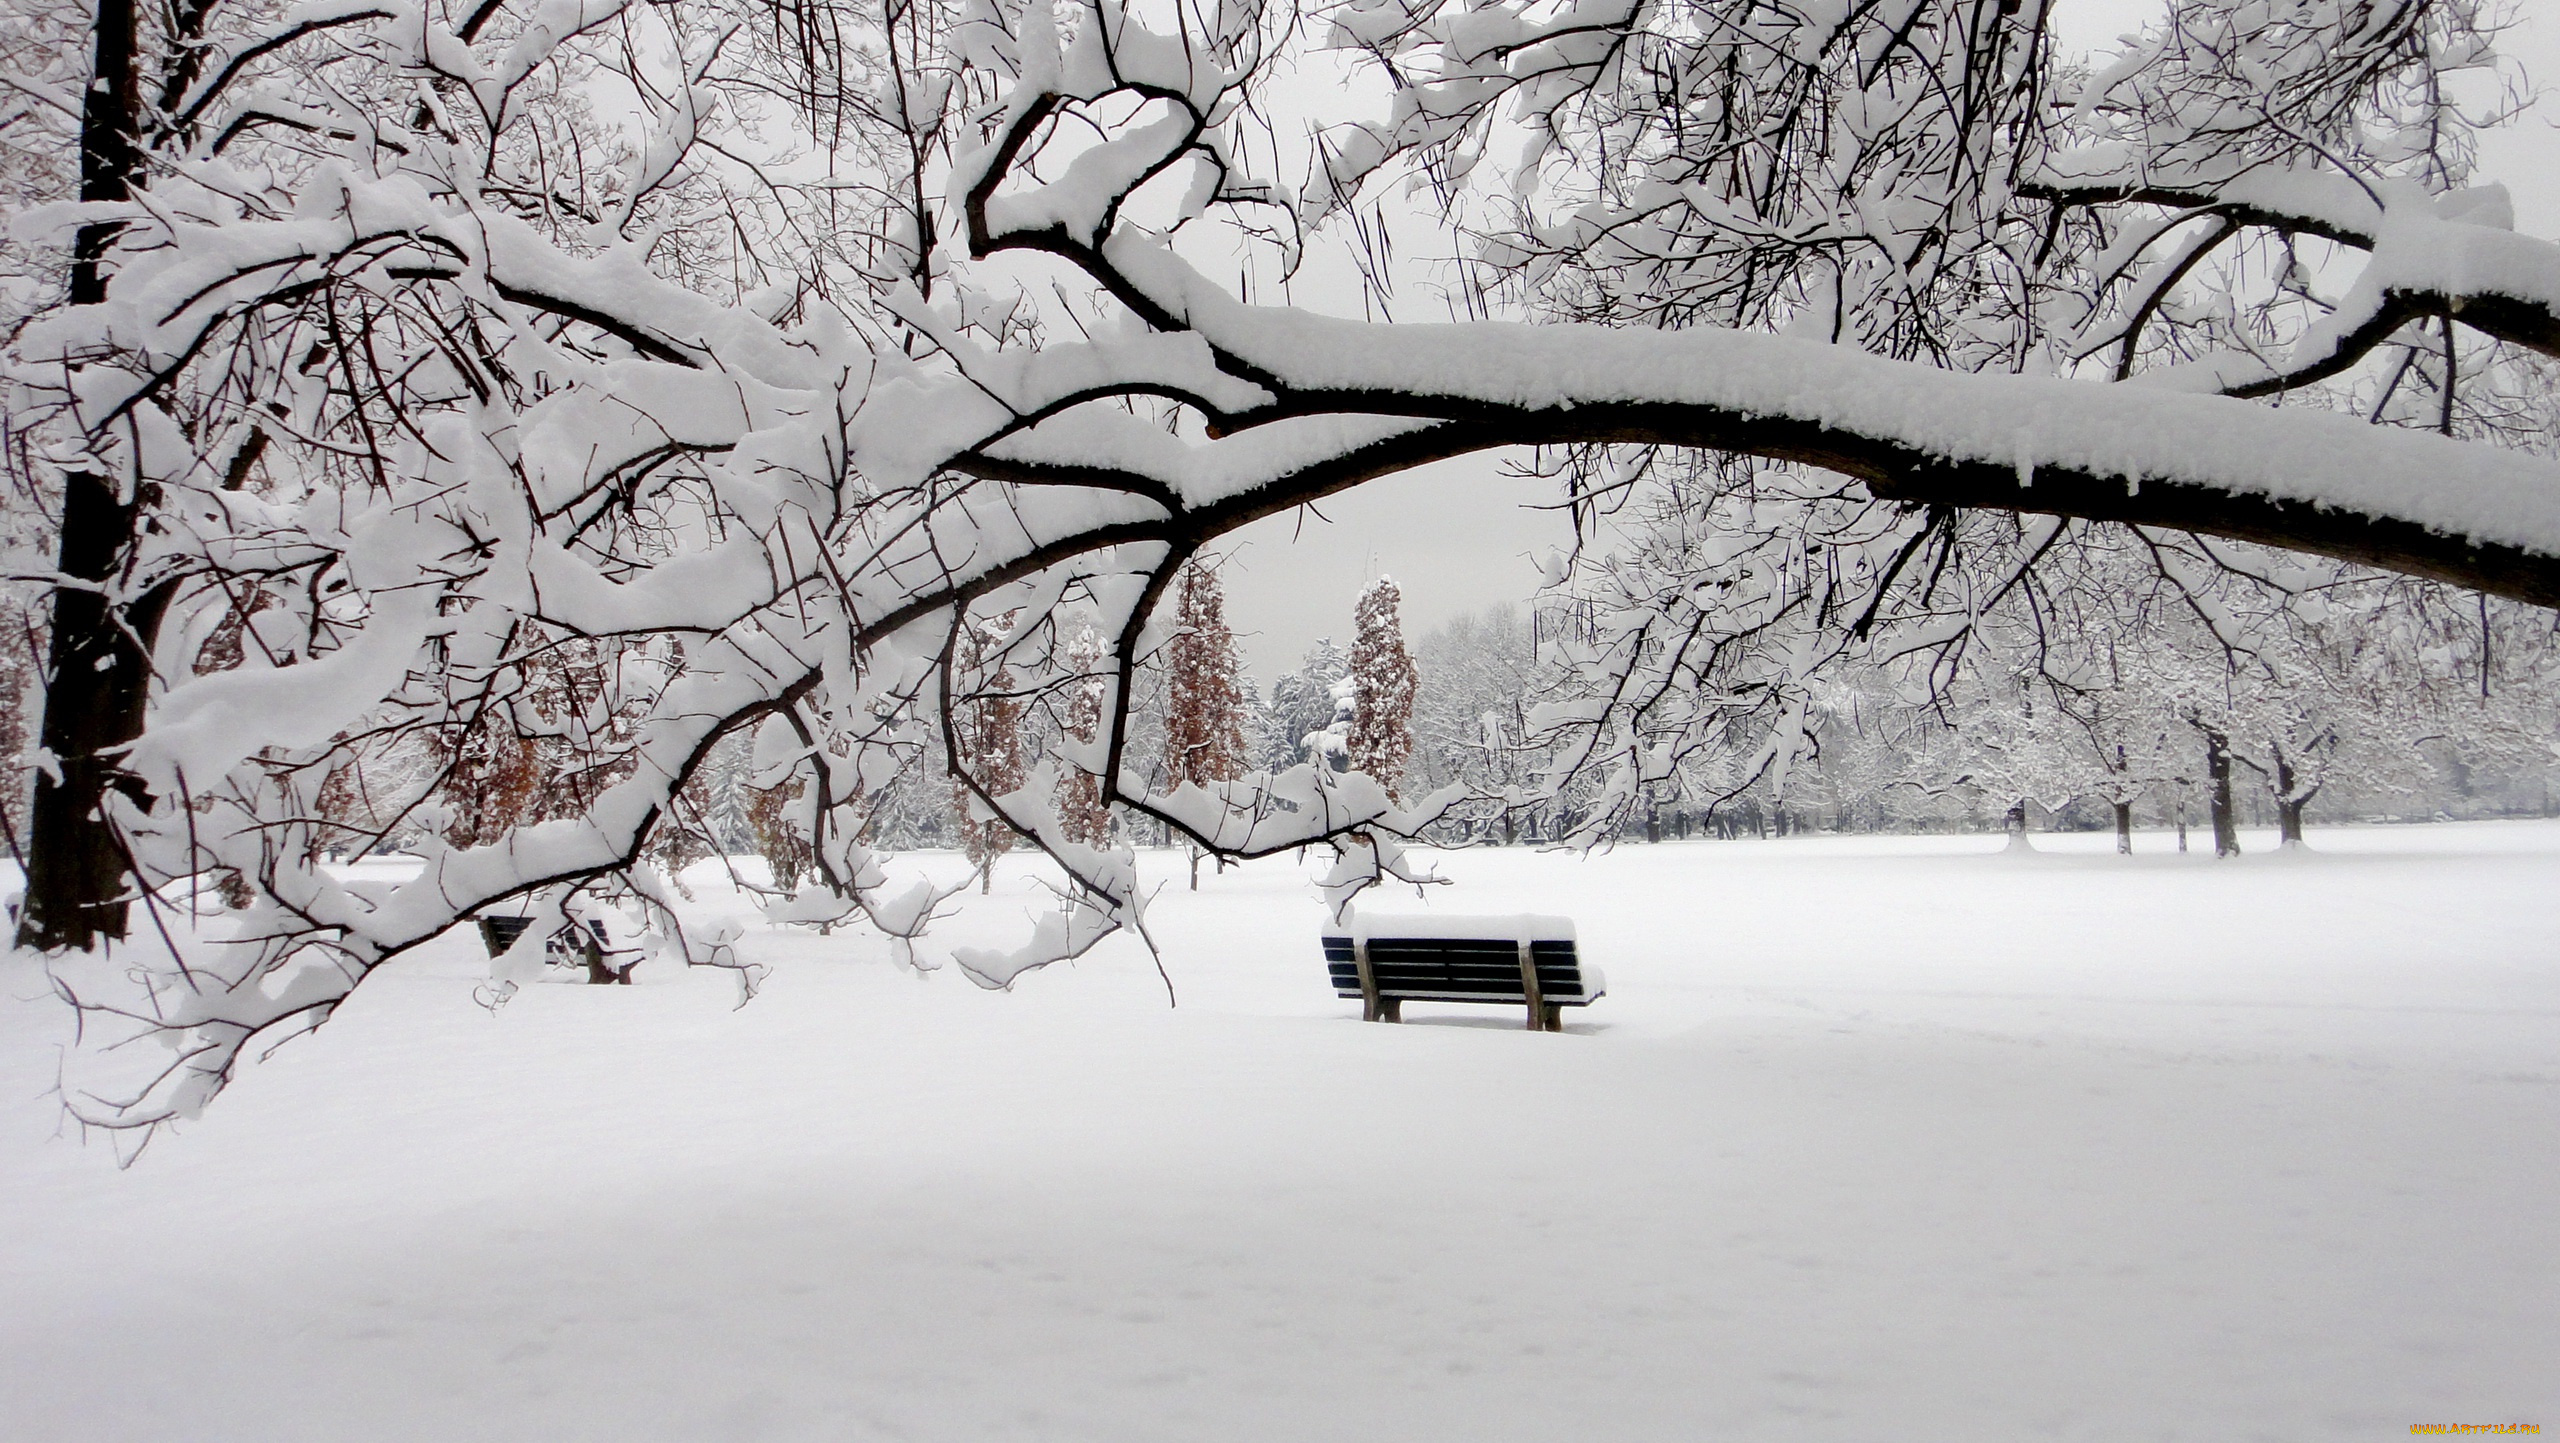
[4,822,2556,1442]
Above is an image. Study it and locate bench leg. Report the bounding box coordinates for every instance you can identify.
[1379,998,1401,1023]
[1515,937,1547,1032]
[1541,1002,1563,1032]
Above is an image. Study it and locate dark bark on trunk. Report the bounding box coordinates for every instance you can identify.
[2204,728,2241,858]
[2113,800,2133,855]
[1644,805,1659,844]
[19,543,169,949]
[18,0,158,951]
[2274,752,2315,846]
[73,0,139,280]
[2003,800,2030,850]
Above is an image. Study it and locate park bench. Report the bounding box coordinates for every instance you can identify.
[1320,915,1603,1031]
[476,913,637,985]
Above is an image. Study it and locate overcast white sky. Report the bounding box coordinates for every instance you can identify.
[1211,0,2560,682]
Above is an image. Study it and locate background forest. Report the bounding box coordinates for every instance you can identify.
[5,555,2521,873]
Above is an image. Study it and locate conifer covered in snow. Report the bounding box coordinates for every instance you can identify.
[1265,639,1352,772]
[1163,564,1248,792]
[1347,578,1420,799]
[1058,625,1112,849]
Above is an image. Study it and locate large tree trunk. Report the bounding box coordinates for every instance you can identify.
[2274,751,2314,847]
[2002,800,2032,852]
[2113,799,2133,856]
[2203,727,2241,858]
[19,0,155,952]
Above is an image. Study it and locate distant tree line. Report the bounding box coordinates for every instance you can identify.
[1395,528,2558,853]
[13,549,2527,890]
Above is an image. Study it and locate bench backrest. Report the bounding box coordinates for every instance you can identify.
[1320,935,1595,1003]
[476,915,608,959]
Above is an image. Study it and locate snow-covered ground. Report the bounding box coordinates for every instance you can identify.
[3,822,2555,1441]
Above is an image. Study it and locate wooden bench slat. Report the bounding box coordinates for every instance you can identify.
[1324,940,1579,956]
[1325,969,1596,997]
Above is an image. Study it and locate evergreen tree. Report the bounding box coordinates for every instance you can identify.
[1349,578,1420,799]
[1059,624,1112,848]
[1164,564,1247,885]
[1264,637,1350,772]
[1164,564,1247,790]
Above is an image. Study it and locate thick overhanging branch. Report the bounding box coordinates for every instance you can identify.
[959,393,2560,607]
[2433,290,2560,363]
[948,185,2560,609]
[1854,456,2560,608]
